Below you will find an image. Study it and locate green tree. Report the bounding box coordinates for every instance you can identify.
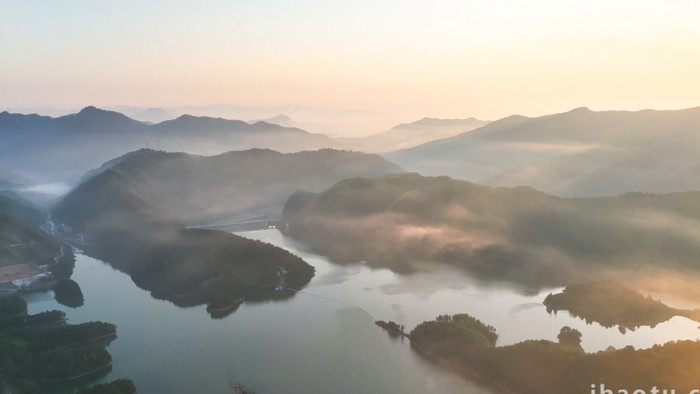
[557,326,582,349]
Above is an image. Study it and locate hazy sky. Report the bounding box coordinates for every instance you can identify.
[2,0,700,122]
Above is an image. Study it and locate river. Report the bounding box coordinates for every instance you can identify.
[21,229,700,393]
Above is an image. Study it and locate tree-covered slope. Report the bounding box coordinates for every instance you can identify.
[283,173,700,288]
[52,151,329,315]
[63,148,403,225]
[0,211,60,268]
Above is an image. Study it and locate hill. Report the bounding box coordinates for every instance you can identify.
[130,107,174,123]
[342,117,489,152]
[387,107,700,197]
[52,166,315,315]
[65,148,403,225]
[283,173,700,289]
[0,107,344,185]
[543,282,700,330]
[48,149,403,313]
[408,312,700,394]
[0,191,47,227]
[249,114,294,127]
[0,211,60,268]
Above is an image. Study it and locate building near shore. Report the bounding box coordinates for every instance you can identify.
[0,263,53,293]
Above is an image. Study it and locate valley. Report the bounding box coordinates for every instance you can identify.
[4,107,700,393]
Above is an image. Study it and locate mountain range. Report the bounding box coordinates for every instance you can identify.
[387,106,700,197]
[59,148,402,226]
[48,149,407,313]
[341,117,489,152]
[283,172,700,289]
[0,106,343,185]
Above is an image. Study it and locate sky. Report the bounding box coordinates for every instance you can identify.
[2,0,700,130]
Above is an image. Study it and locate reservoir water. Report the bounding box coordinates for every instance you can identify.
[22,229,700,393]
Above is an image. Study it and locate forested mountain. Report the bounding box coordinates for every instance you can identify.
[0,191,47,227]
[0,211,59,268]
[387,107,700,197]
[50,147,401,314]
[61,148,403,225]
[341,117,489,152]
[283,173,700,288]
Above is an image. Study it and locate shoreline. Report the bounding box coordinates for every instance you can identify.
[206,296,245,313]
[42,362,113,382]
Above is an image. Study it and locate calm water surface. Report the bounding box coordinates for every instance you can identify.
[22,229,700,393]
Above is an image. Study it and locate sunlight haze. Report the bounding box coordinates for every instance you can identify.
[6,2,700,393]
[2,0,700,133]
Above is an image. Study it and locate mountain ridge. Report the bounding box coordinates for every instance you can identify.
[0,106,346,184]
[58,147,404,226]
[387,106,700,196]
[282,172,700,289]
[339,116,489,152]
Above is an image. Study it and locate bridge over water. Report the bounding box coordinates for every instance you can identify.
[189,214,283,232]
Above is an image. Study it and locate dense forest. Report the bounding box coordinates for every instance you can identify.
[409,312,700,394]
[284,173,700,289]
[544,282,700,330]
[0,191,47,228]
[53,159,316,315]
[0,211,60,268]
[0,295,120,392]
[75,379,137,394]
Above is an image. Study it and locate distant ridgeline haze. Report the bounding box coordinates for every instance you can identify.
[340,117,489,152]
[387,106,700,197]
[0,106,344,184]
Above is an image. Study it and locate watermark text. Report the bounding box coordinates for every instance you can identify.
[592,384,700,394]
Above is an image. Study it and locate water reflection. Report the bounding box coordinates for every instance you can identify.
[22,234,489,393]
[53,279,85,308]
[241,229,700,353]
[18,229,700,393]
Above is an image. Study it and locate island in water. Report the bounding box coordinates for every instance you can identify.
[544,282,700,331]
[382,312,700,394]
[52,152,318,317]
[0,295,135,393]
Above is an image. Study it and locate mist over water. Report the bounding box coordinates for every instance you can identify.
[20,183,71,195]
[14,226,700,392]
[3,2,700,392]
[21,237,489,394]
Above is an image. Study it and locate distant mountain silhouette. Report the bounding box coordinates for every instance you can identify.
[392,117,489,132]
[56,106,149,134]
[250,114,294,127]
[387,107,700,196]
[0,107,344,185]
[342,117,489,152]
[130,107,174,123]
